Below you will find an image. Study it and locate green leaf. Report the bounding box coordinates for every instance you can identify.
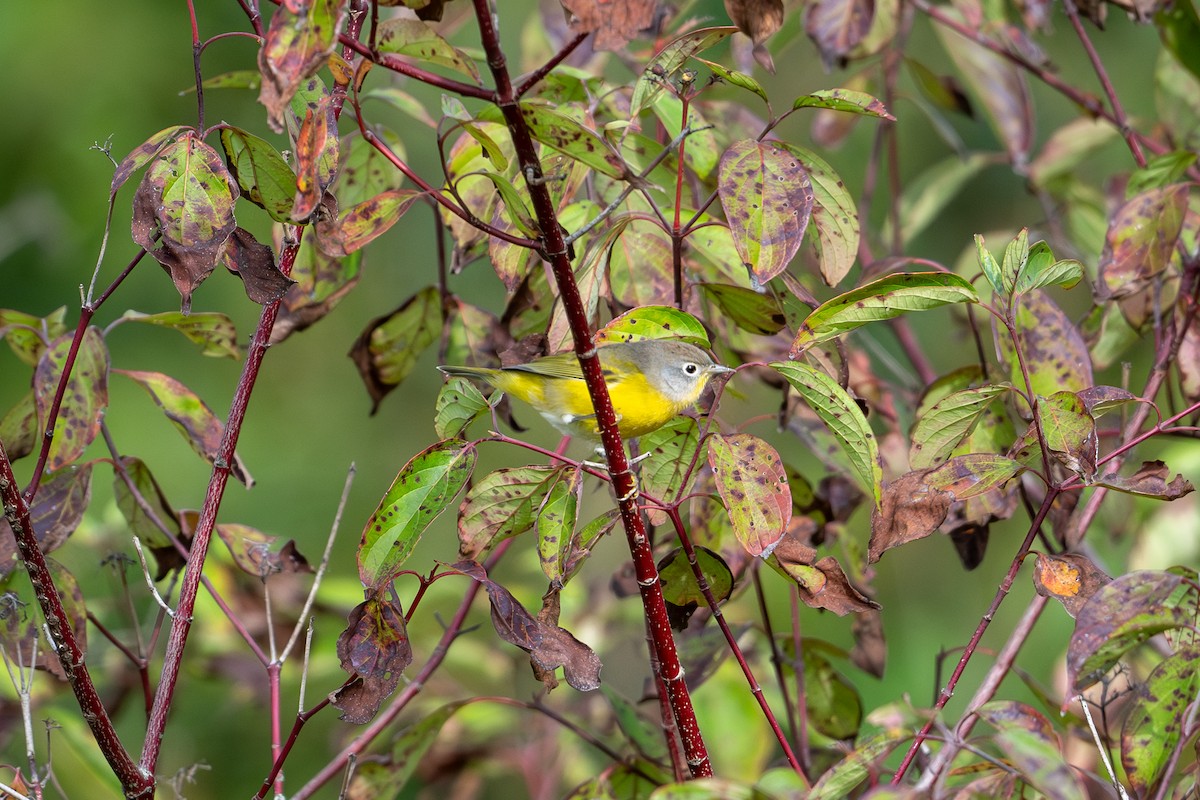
[0,307,68,367]
[1157,0,1200,84]
[995,291,1093,397]
[376,18,481,83]
[1028,118,1118,190]
[347,701,470,798]
[257,0,343,128]
[110,125,191,199]
[457,466,564,561]
[594,306,711,347]
[1126,150,1197,196]
[629,26,737,117]
[697,284,786,336]
[1067,570,1199,691]
[977,702,1086,800]
[651,94,720,179]
[0,391,37,461]
[115,369,252,486]
[113,456,177,549]
[480,103,624,178]
[801,647,863,740]
[119,310,240,359]
[772,362,881,505]
[358,441,477,588]
[536,468,582,583]
[693,57,768,103]
[638,417,701,525]
[473,171,539,237]
[718,139,815,287]
[707,434,791,556]
[791,272,978,354]
[1001,228,1030,294]
[1013,241,1083,295]
[219,127,297,222]
[1038,392,1098,481]
[1122,649,1200,795]
[925,454,1024,500]
[349,286,442,412]
[780,144,860,287]
[975,233,1007,296]
[316,189,422,257]
[34,328,109,471]
[433,378,490,439]
[909,384,1011,469]
[808,733,903,800]
[792,88,894,119]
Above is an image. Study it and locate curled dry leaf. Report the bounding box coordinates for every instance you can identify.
[724,0,785,45]
[1033,552,1111,618]
[332,592,412,723]
[559,0,657,50]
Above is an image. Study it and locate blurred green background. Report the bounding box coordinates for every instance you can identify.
[0,0,1188,797]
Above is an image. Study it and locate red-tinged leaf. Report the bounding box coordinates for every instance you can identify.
[115,370,253,487]
[594,306,711,347]
[334,130,408,209]
[934,17,1033,164]
[458,466,563,561]
[119,310,239,359]
[994,290,1093,397]
[33,328,109,471]
[1067,570,1199,691]
[630,27,737,116]
[792,89,893,119]
[560,0,656,49]
[1093,460,1194,500]
[292,97,338,221]
[0,391,37,461]
[780,144,861,287]
[271,238,362,345]
[221,227,295,305]
[130,136,240,312]
[219,127,297,222]
[1122,649,1200,796]
[806,0,876,69]
[0,307,68,367]
[1097,184,1188,300]
[772,362,882,505]
[315,189,421,258]
[976,702,1086,800]
[332,592,412,723]
[0,465,92,577]
[451,560,601,691]
[216,523,313,578]
[376,17,481,82]
[358,440,476,588]
[724,0,784,45]
[1032,553,1111,618]
[349,286,441,413]
[707,433,791,556]
[443,297,509,368]
[1037,392,1098,481]
[257,0,345,131]
[111,126,191,199]
[792,273,979,355]
[719,139,814,287]
[868,469,954,562]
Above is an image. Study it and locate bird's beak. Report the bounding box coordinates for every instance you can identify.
[709,365,736,375]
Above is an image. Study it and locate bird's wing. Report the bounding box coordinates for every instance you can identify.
[504,352,585,380]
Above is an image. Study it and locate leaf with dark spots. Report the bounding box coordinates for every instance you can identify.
[375,17,481,83]
[806,0,876,68]
[594,306,711,348]
[718,139,814,287]
[869,469,954,562]
[271,238,362,345]
[1076,385,1140,417]
[975,701,1085,799]
[113,456,178,550]
[1097,184,1188,300]
[994,290,1093,397]
[332,593,412,723]
[32,328,109,471]
[349,286,441,412]
[724,0,784,45]
[607,224,674,307]
[130,136,239,312]
[216,523,314,578]
[0,391,37,461]
[1093,460,1194,500]
[658,547,733,630]
[1037,392,1098,481]
[698,283,787,336]
[115,370,253,487]
[792,89,894,119]
[451,560,602,691]
[516,103,624,179]
[638,418,701,526]
[707,433,791,556]
[1067,570,1198,692]
[458,466,564,561]
[630,27,737,117]
[358,440,476,589]
[0,465,92,578]
[560,0,656,50]
[111,126,191,200]
[291,98,339,222]
[0,306,68,367]
[257,0,345,131]
[313,189,421,258]
[781,144,861,287]
[1122,649,1200,795]
[120,310,239,359]
[1033,552,1111,619]
[221,227,295,305]
[535,468,582,584]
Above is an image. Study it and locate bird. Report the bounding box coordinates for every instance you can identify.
[437,339,734,439]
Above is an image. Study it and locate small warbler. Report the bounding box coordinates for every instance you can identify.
[437,339,733,439]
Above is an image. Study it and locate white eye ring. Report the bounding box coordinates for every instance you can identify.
[683,362,700,375]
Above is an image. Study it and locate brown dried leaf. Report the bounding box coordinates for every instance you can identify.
[221,227,295,305]
[869,470,953,562]
[806,0,875,69]
[1033,552,1111,618]
[725,0,784,45]
[850,609,887,677]
[332,592,412,723]
[216,523,314,578]
[1094,460,1194,500]
[559,0,657,50]
[0,466,92,578]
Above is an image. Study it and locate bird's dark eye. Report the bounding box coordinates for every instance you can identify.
[683,363,699,375]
